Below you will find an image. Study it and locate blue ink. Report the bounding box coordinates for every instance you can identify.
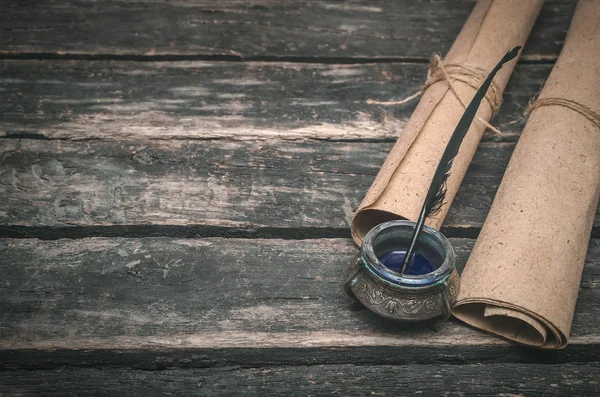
[379,250,435,275]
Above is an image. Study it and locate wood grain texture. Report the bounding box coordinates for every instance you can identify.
[0,237,597,362]
[2,0,596,391]
[1,1,575,61]
[1,363,598,397]
[0,60,550,141]
[1,139,598,233]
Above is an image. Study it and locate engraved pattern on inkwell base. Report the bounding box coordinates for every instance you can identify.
[447,272,459,302]
[354,276,439,315]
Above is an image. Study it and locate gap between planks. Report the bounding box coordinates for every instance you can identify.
[0,225,497,241]
[0,52,559,64]
[1,363,598,397]
[1,225,598,241]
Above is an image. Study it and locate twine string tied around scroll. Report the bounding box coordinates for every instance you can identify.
[368,54,505,135]
[527,97,600,130]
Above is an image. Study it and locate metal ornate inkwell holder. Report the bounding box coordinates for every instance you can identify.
[344,220,459,323]
[343,47,521,325]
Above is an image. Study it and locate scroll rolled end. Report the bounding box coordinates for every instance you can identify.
[350,208,407,246]
[452,300,567,350]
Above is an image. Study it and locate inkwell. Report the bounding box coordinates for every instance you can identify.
[344,47,521,324]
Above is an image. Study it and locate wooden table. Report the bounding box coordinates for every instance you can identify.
[1,1,598,395]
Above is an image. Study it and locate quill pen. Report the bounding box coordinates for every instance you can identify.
[400,46,521,274]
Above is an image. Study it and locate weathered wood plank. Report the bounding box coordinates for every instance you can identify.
[0,60,549,141]
[1,1,575,61]
[1,139,598,232]
[1,363,598,396]
[0,237,598,364]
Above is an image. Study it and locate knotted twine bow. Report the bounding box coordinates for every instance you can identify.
[368,54,505,135]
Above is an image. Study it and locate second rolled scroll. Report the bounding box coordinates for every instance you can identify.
[351,0,543,244]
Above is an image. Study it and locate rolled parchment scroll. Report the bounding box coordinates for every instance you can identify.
[453,0,600,349]
[351,0,543,244]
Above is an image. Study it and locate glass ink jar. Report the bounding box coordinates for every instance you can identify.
[344,220,459,323]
